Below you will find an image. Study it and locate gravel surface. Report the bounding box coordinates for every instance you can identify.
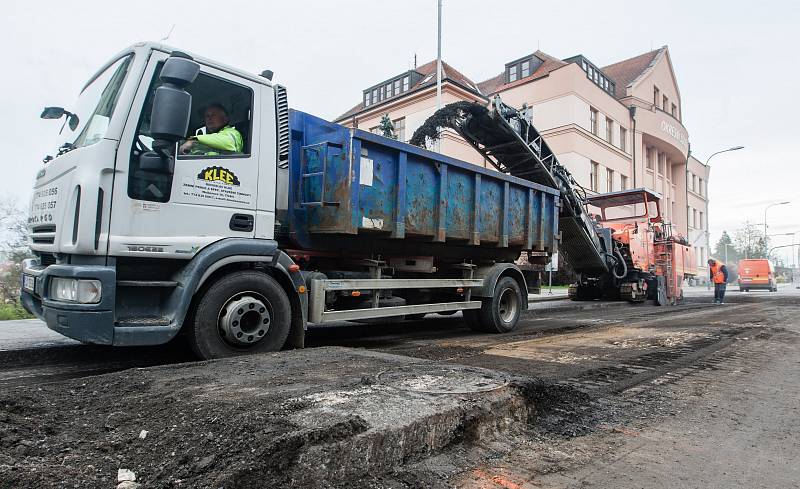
[0,287,797,488]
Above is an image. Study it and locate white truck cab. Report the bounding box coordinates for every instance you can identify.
[22,43,305,355]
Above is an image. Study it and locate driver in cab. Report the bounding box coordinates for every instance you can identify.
[179,103,243,156]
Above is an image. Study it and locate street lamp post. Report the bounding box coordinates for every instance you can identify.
[764,201,791,247]
[704,146,745,167]
[766,232,796,264]
[687,145,743,257]
[793,231,800,268]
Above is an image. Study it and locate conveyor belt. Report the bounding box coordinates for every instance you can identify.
[410,97,611,273]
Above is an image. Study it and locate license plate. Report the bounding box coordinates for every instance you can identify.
[22,274,35,292]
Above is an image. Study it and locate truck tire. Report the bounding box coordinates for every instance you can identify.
[188,271,291,359]
[470,277,524,333]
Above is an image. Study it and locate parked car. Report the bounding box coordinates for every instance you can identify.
[738,259,777,292]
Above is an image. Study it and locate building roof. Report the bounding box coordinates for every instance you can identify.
[336,46,674,121]
[602,46,666,99]
[477,50,567,95]
[334,59,484,122]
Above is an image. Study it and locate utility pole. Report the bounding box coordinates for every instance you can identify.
[436,0,442,113]
[764,201,790,248]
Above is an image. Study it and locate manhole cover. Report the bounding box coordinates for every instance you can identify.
[377,364,508,394]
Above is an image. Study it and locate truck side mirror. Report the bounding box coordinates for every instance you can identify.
[143,55,200,176]
[41,107,65,119]
[150,56,200,143]
[41,106,80,132]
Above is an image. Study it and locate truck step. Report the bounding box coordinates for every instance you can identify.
[115,316,172,327]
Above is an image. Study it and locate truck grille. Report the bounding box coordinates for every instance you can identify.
[37,252,57,267]
[30,224,56,244]
[275,84,290,169]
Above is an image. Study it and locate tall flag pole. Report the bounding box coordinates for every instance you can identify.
[436,0,442,152]
[436,0,442,112]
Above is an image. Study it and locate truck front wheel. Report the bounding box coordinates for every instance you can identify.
[189,271,291,359]
[465,277,524,333]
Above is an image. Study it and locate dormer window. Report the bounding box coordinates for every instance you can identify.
[505,55,543,84]
[563,55,616,96]
[362,70,423,108]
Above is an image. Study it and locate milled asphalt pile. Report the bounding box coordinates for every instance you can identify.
[0,346,546,489]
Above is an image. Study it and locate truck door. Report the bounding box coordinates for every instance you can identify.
[109,52,265,259]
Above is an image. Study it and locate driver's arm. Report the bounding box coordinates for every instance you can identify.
[195,128,242,153]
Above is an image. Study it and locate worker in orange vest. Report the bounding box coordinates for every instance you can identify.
[707,258,729,304]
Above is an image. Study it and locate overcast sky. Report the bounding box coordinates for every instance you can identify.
[3,0,798,264]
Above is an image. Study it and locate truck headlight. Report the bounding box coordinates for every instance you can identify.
[49,278,102,304]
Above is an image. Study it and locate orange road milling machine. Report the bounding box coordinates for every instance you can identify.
[411,97,695,305]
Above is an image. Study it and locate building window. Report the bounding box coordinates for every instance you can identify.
[658,152,665,175]
[671,103,678,118]
[646,147,654,170]
[393,117,406,142]
[403,76,410,91]
[605,117,613,143]
[620,174,628,190]
[590,161,599,191]
[619,127,627,151]
[394,79,401,95]
[582,60,588,71]
[692,174,697,192]
[663,95,669,111]
[521,60,531,77]
[364,93,371,107]
[509,65,518,82]
[699,178,704,196]
[590,108,599,136]
[606,168,614,192]
[654,86,660,107]
[699,211,704,229]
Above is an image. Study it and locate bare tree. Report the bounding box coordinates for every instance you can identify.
[0,198,31,303]
[733,223,767,260]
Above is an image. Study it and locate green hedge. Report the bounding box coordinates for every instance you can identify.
[0,302,35,320]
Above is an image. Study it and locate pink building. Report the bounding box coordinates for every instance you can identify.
[687,155,711,282]
[335,46,707,275]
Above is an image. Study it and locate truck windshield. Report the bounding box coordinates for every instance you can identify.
[53,54,134,153]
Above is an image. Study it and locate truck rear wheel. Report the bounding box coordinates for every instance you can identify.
[466,277,524,333]
[189,271,291,359]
